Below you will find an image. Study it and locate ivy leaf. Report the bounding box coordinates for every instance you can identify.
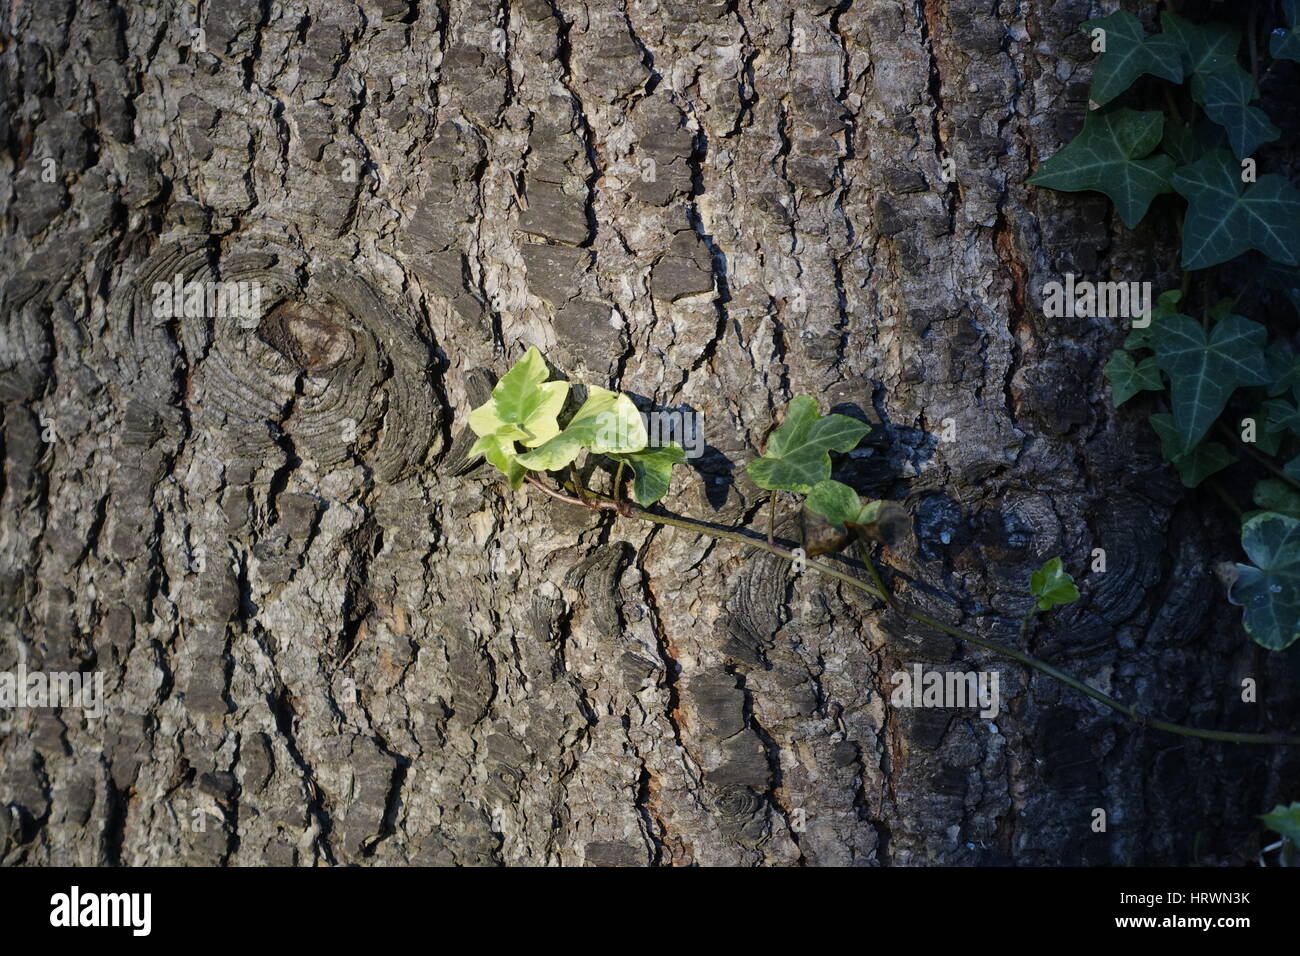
[1172,149,1300,269]
[1029,557,1080,612]
[1148,413,1236,487]
[1027,109,1175,228]
[1271,0,1300,63]
[516,386,647,471]
[1161,13,1242,76]
[1258,261,1300,316]
[1254,479,1300,520]
[1160,119,1229,168]
[1123,288,1182,350]
[610,443,686,506]
[467,345,569,448]
[1263,398,1300,438]
[1104,350,1164,405]
[468,433,527,489]
[1190,65,1280,159]
[1287,455,1300,483]
[805,479,883,531]
[1229,511,1300,650]
[745,396,870,494]
[1082,11,1184,106]
[1150,312,1271,446]
[1260,802,1300,844]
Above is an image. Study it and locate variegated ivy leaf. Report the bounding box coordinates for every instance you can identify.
[745,396,870,494]
[805,479,882,532]
[1270,0,1300,63]
[468,433,528,489]
[1082,11,1183,107]
[515,386,647,472]
[1254,479,1300,520]
[610,443,686,506]
[1026,109,1175,229]
[1150,311,1271,446]
[1229,511,1300,650]
[1172,150,1300,269]
[467,345,569,449]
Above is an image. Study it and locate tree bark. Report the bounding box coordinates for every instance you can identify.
[1,0,1296,866]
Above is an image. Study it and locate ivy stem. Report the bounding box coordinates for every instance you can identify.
[1019,607,1039,642]
[768,493,777,546]
[613,460,626,506]
[522,477,1300,746]
[1216,421,1300,491]
[853,534,896,610]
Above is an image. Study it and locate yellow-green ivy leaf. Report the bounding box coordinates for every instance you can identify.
[516,386,647,471]
[469,433,527,489]
[1029,557,1080,612]
[467,345,569,448]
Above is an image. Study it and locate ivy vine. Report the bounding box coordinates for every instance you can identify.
[1029,5,1300,652]
[465,347,1299,747]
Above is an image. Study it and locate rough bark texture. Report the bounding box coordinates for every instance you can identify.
[1,0,1296,867]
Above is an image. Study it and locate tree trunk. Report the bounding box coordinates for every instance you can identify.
[1,0,1295,867]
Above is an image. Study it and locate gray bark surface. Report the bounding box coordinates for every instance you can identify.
[1,0,1296,866]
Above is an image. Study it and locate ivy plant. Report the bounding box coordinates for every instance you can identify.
[1030,7,1300,652]
[467,347,683,507]
[465,351,1298,748]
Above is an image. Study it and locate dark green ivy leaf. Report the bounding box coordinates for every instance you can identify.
[1150,312,1271,446]
[1124,288,1183,350]
[1258,261,1300,316]
[1082,11,1184,106]
[1160,13,1242,76]
[1104,349,1164,405]
[1190,64,1280,159]
[1159,118,1230,168]
[1149,413,1236,487]
[1027,109,1175,229]
[1171,149,1300,269]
